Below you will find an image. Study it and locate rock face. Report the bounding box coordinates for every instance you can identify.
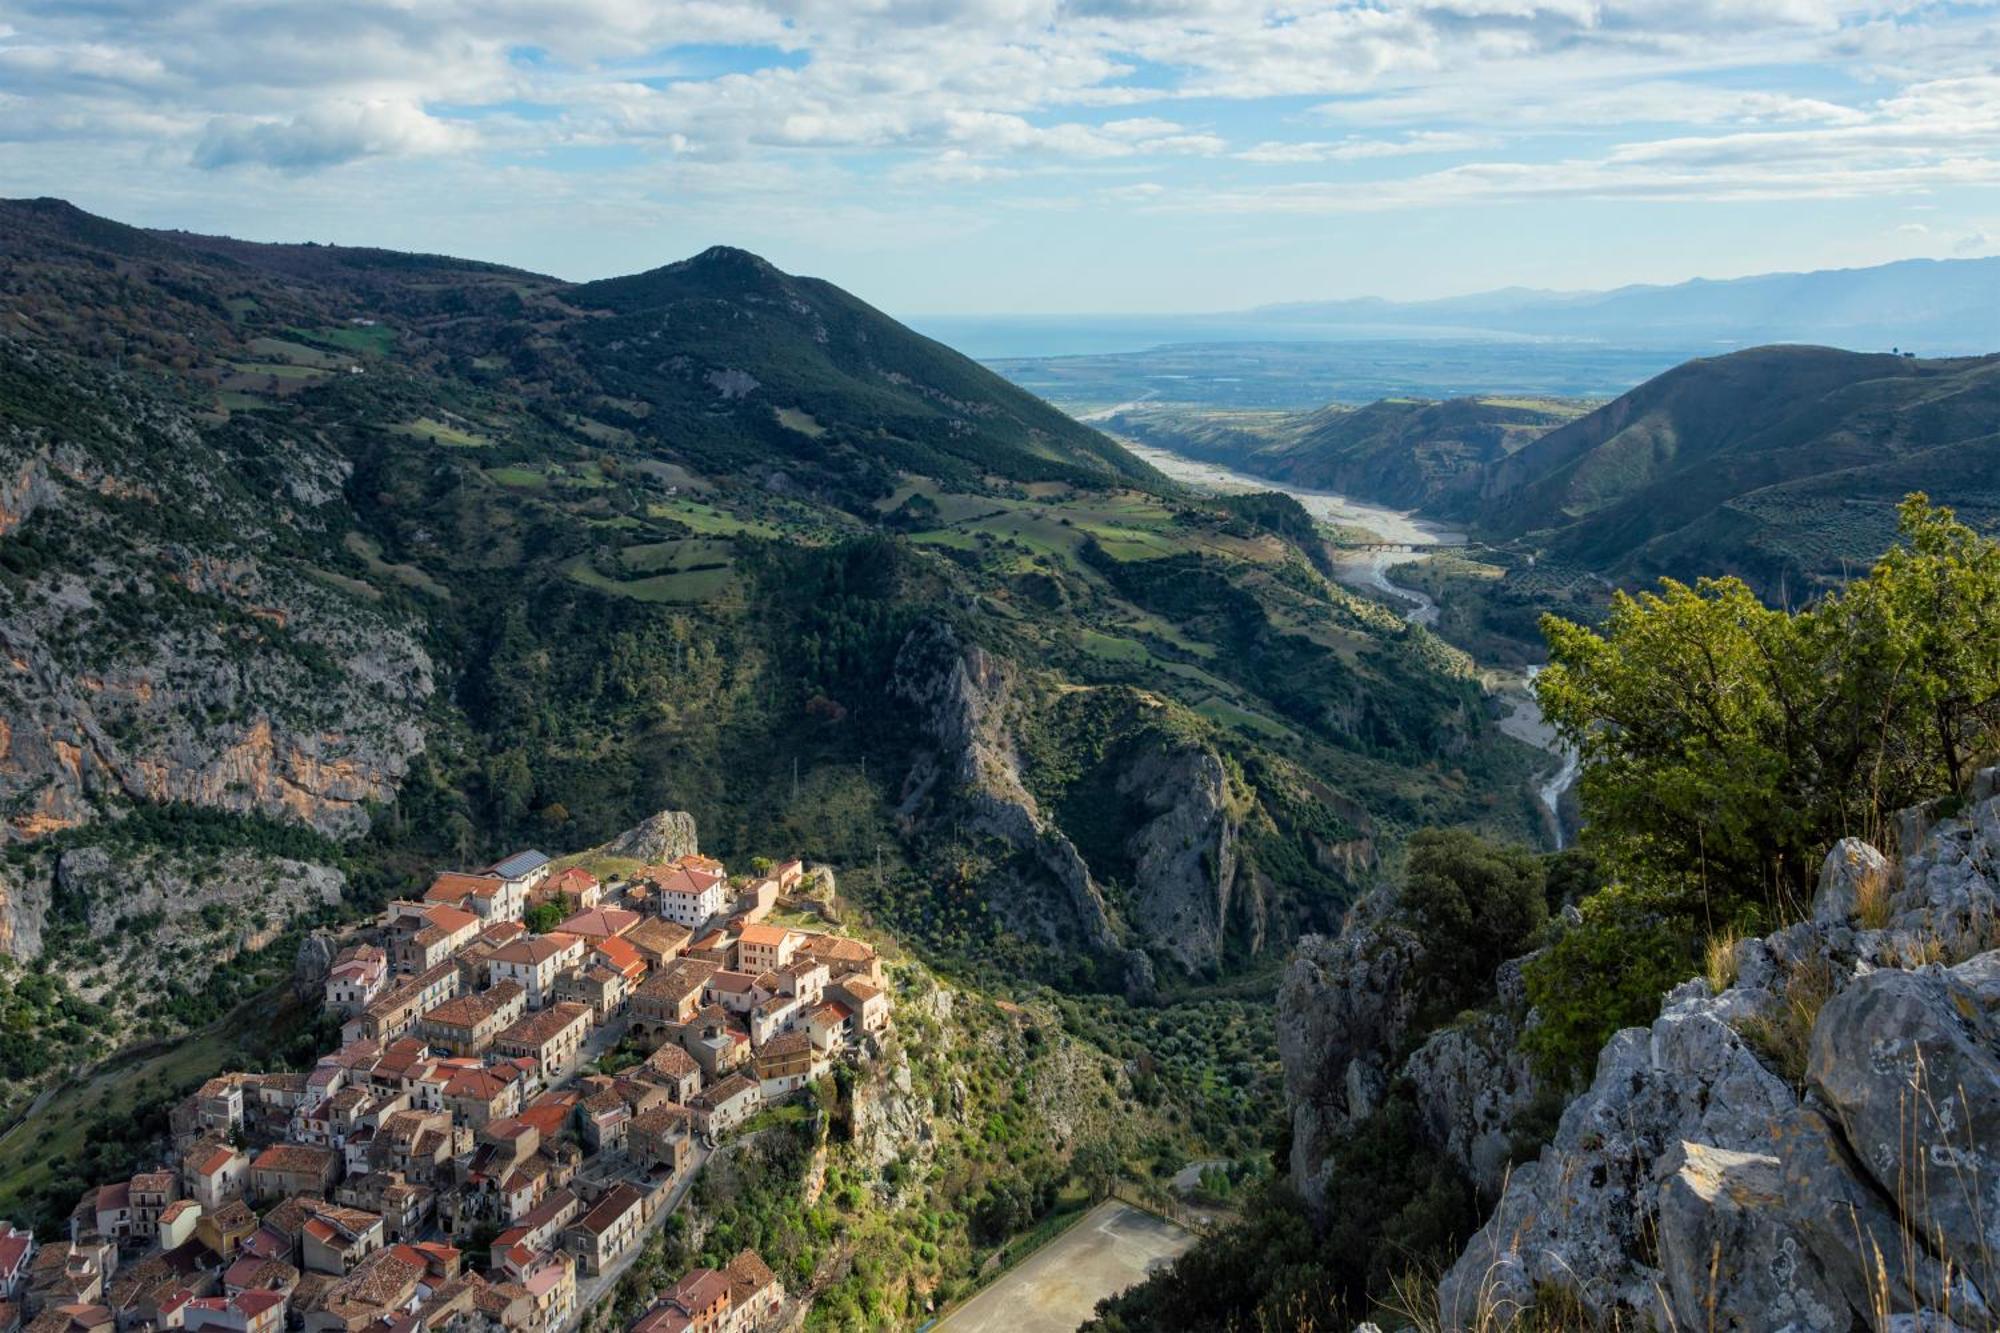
[596,808,700,864]
[891,617,1117,953]
[1278,891,1542,1209]
[16,844,347,1017]
[890,616,1247,977]
[1276,889,1421,1214]
[1432,771,2000,1330]
[0,348,432,845]
[1402,990,1539,1198]
[1121,746,1239,972]
[1812,836,1892,923]
[1655,1141,1855,1331]
[294,931,337,1002]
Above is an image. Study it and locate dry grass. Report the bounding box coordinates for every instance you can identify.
[1738,955,1837,1090]
[1703,929,1741,995]
[1855,865,1894,931]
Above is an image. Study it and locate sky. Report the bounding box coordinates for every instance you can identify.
[2,1,1999,314]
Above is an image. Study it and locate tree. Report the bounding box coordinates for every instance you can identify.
[523,900,566,934]
[1536,495,2000,917]
[1399,827,1546,1011]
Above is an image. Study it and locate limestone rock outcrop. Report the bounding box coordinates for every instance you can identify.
[0,348,432,846]
[1431,771,2000,1329]
[1276,889,1423,1214]
[596,808,700,865]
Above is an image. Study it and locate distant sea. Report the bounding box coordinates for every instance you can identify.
[900,314,1707,408]
[900,313,1556,360]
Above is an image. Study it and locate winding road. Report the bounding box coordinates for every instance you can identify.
[1108,438,1578,844]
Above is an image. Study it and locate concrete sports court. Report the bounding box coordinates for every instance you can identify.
[936,1199,1195,1333]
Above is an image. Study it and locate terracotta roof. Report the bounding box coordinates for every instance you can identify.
[592,936,646,976]
[425,873,503,905]
[758,1031,811,1060]
[549,867,599,892]
[624,918,692,953]
[232,1289,286,1319]
[574,1184,643,1237]
[802,934,874,962]
[637,959,716,1000]
[419,902,480,934]
[705,970,760,995]
[723,1249,778,1304]
[666,1268,730,1313]
[693,1073,758,1108]
[735,924,795,948]
[251,1145,335,1175]
[514,1100,570,1142]
[642,1044,698,1079]
[646,864,725,899]
[497,1003,590,1050]
[555,907,639,939]
[629,1104,691,1137]
[421,984,517,1030]
[490,934,580,966]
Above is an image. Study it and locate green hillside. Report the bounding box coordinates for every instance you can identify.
[1104,395,1588,510]
[1460,345,2000,593]
[0,196,1545,1073]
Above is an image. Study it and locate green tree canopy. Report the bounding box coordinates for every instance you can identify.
[1399,827,1547,1012]
[1536,494,2000,916]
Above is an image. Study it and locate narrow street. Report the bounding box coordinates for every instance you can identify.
[563,1138,717,1329]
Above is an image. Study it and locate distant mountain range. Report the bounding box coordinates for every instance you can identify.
[919,255,2000,365]
[1254,256,2000,353]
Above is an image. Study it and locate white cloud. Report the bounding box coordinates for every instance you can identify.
[1237,130,1492,163]
[193,100,472,171]
[2,0,1999,283]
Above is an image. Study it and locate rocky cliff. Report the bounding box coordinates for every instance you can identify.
[890,616,1255,986]
[0,344,431,853]
[1277,887,1541,1206]
[1425,773,2000,1328]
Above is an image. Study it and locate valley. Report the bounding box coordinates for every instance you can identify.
[1096,436,1579,847]
[1,192,1995,1333]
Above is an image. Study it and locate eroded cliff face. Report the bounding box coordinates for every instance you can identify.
[0,345,431,853]
[1427,774,2000,1329]
[8,843,347,1022]
[1121,746,1241,973]
[890,616,1251,984]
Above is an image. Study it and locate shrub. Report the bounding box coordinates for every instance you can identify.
[1520,881,1695,1084]
[1401,828,1548,1014]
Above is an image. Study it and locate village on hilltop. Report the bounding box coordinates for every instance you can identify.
[0,849,893,1333]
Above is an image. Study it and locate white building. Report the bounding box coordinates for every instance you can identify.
[651,863,728,928]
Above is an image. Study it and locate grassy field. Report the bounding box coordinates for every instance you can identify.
[386,416,492,448]
[774,406,826,437]
[562,551,738,604]
[230,361,330,381]
[486,465,549,491]
[244,336,350,368]
[344,531,449,598]
[648,498,782,539]
[296,323,394,356]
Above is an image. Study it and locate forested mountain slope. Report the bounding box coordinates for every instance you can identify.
[1455,344,2000,594]
[1104,395,1587,511]
[0,199,1544,1138]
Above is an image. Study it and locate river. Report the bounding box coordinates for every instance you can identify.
[1112,437,1579,845]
